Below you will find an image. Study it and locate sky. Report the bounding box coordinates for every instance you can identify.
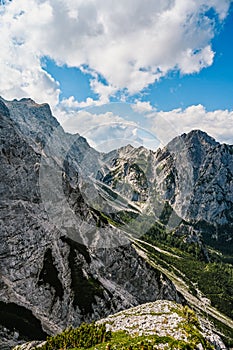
[0,0,233,151]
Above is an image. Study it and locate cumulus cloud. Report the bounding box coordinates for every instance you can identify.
[56,102,233,153]
[132,101,153,114]
[0,0,232,107]
[57,107,159,151]
[0,0,60,107]
[146,105,233,146]
[61,109,140,151]
[61,110,125,135]
[61,96,104,109]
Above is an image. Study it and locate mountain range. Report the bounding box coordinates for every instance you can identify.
[0,97,232,349]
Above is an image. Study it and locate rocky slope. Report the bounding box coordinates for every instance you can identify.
[1,97,233,349]
[99,300,226,350]
[13,301,226,350]
[0,98,183,350]
[99,130,233,252]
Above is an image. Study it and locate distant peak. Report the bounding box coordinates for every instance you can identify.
[20,97,36,103]
[119,144,135,153]
[181,129,219,146]
[8,97,53,118]
[19,98,50,109]
[164,130,218,152]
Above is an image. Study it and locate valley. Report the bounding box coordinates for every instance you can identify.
[0,97,233,349]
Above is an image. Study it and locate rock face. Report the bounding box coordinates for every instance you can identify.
[98,300,226,350]
[99,129,233,251]
[1,97,232,349]
[0,98,182,350]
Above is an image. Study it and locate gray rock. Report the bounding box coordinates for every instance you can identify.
[0,98,183,349]
[0,97,230,349]
[101,129,233,247]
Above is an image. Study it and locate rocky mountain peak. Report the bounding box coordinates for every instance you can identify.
[4,97,59,130]
[180,129,219,146]
[119,143,135,152]
[166,129,219,158]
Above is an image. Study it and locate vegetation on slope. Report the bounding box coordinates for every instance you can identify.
[135,229,233,347]
[141,224,233,321]
[92,205,233,347]
[35,323,111,350]
[35,305,215,350]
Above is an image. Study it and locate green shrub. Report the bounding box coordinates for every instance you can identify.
[35,322,111,350]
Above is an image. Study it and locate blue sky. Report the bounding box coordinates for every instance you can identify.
[150,7,233,111]
[43,59,100,103]
[1,0,233,149]
[43,4,233,112]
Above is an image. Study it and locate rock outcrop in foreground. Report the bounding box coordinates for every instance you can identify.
[13,301,226,350]
[99,300,226,349]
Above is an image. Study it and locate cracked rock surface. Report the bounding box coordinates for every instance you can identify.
[0,98,182,349]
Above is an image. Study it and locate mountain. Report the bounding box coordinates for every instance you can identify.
[99,129,233,253]
[0,97,232,349]
[0,98,182,350]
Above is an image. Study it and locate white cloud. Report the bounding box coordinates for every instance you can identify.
[89,79,118,104]
[60,109,139,151]
[57,106,160,151]
[61,96,101,109]
[57,101,233,152]
[132,101,153,114]
[0,0,60,107]
[0,0,232,107]
[61,110,125,135]
[58,102,233,151]
[146,104,233,145]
